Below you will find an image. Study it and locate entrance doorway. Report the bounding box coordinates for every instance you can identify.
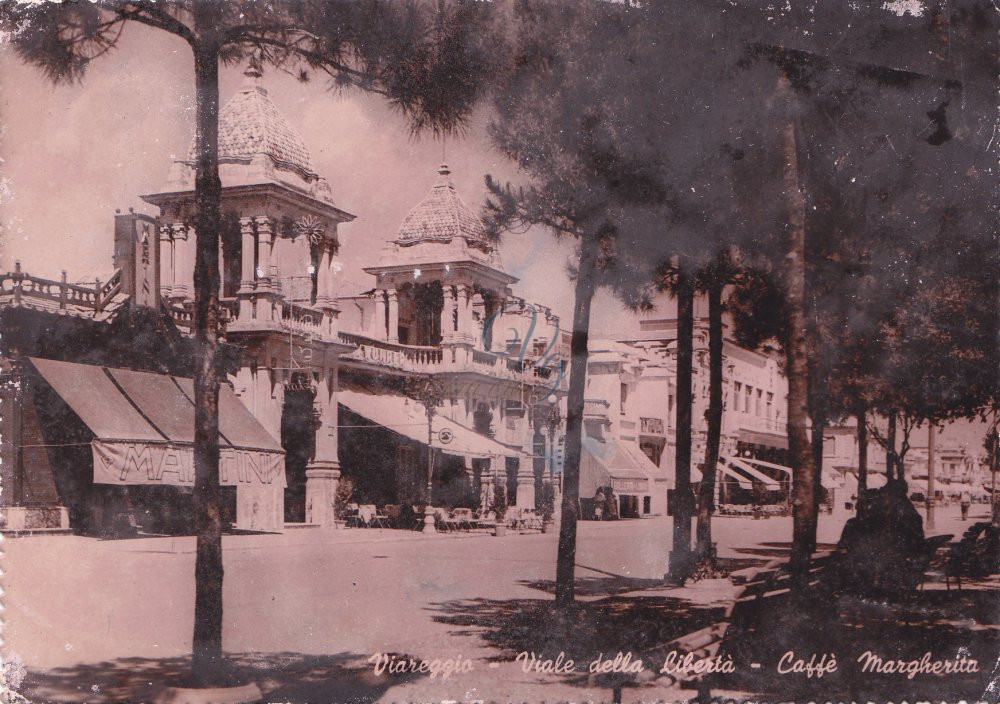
[281,380,316,523]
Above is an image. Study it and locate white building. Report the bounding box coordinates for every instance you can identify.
[586,291,794,513]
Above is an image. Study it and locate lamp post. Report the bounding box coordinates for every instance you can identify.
[546,397,563,494]
[411,375,447,534]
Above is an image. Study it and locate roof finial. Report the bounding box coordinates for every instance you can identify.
[435,162,452,187]
[243,52,263,89]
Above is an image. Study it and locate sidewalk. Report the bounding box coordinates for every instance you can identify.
[6,507,996,702]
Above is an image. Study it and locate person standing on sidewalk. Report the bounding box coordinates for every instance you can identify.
[594,489,606,520]
[960,490,972,520]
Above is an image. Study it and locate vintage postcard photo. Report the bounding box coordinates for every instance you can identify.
[0,1,997,702]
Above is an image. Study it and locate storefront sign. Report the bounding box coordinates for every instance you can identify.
[356,344,405,367]
[92,441,285,487]
[612,479,648,493]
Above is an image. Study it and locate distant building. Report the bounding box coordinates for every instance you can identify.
[586,293,794,514]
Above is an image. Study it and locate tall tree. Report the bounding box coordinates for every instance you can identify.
[3,0,491,684]
[694,251,735,563]
[669,263,695,580]
[483,0,679,608]
[729,0,997,582]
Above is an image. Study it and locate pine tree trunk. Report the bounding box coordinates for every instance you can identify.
[554,237,598,610]
[886,413,897,482]
[190,42,225,687]
[695,277,723,562]
[810,412,826,552]
[779,78,815,591]
[991,427,999,525]
[669,266,695,581]
[856,408,867,516]
[926,423,936,529]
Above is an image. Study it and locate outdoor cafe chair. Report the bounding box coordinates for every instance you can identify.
[504,507,522,530]
[476,510,497,531]
[358,504,388,528]
[452,508,474,531]
[371,505,391,529]
[434,508,458,532]
[383,504,401,528]
[343,504,365,528]
[520,509,543,531]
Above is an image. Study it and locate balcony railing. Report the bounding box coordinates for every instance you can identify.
[0,262,122,313]
[166,298,237,330]
[338,330,564,390]
[734,414,785,434]
[584,398,611,416]
[280,300,324,337]
[338,331,443,369]
[640,417,665,435]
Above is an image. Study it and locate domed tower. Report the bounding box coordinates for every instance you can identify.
[363,164,517,349]
[142,62,355,338]
[141,63,356,532]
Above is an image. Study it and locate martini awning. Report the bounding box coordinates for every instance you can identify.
[337,387,524,460]
[28,357,285,487]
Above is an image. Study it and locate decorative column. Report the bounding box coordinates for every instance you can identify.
[256,217,275,288]
[515,458,536,509]
[159,224,174,300]
[479,470,495,511]
[169,223,192,301]
[457,284,475,342]
[371,289,389,339]
[315,240,339,340]
[314,244,330,303]
[440,285,455,343]
[237,216,256,322]
[387,289,400,343]
[230,359,286,532]
[255,217,280,323]
[306,366,341,527]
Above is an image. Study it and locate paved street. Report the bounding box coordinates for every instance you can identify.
[3,503,993,702]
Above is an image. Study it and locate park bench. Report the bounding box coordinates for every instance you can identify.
[590,552,833,701]
[945,522,1000,589]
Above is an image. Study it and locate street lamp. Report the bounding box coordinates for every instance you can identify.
[546,397,563,494]
[410,375,447,533]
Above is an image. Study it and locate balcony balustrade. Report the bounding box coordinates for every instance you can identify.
[338,330,565,390]
[0,263,122,313]
[584,398,611,417]
[640,416,665,435]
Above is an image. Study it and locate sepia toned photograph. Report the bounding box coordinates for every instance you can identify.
[0,1,997,702]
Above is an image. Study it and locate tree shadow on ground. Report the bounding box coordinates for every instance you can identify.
[430,594,726,669]
[716,556,771,572]
[517,557,766,599]
[518,574,666,597]
[19,651,422,704]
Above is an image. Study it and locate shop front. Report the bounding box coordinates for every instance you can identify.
[336,386,525,510]
[2,357,286,534]
[579,434,667,518]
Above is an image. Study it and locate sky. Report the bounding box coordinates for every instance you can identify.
[0,16,990,453]
[0,22,638,338]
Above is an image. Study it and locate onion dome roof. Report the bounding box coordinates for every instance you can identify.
[397,164,489,246]
[188,63,316,182]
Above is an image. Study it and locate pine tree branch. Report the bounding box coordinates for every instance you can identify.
[118,3,196,46]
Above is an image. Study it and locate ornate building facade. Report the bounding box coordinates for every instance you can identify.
[0,65,566,535]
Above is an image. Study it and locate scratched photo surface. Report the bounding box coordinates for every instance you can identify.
[1,2,998,703]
